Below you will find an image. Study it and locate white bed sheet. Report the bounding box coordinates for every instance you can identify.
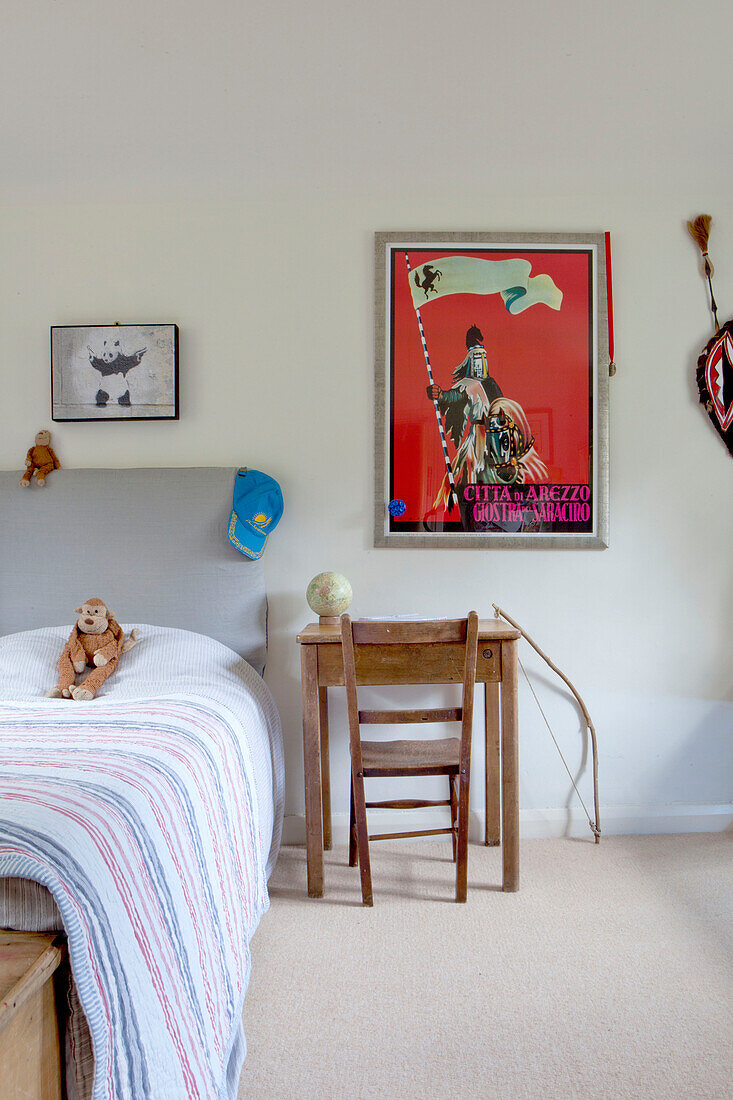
[0,624,284,876]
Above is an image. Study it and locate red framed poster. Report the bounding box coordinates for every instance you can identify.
[374,232,610,549]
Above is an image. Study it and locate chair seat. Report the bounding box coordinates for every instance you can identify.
[361,737,461,777]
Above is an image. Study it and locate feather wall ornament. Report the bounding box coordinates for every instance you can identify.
[687,215,733,458]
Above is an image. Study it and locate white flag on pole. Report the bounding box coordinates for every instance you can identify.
[409,255,562,314]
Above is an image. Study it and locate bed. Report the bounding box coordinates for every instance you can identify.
[0,468,285,1100]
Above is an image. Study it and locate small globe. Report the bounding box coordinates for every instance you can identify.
[306,572,353,619]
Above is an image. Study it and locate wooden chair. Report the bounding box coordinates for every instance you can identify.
[340,612,479,906]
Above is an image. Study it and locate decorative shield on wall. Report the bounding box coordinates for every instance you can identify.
[697,321,733,455]
[687,215,733,459]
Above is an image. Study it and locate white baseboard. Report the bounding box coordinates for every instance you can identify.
[281,802,733,846]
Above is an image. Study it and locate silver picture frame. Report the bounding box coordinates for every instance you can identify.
[374,231,609,549]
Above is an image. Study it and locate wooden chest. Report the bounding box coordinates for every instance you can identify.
[0,932,65,1100]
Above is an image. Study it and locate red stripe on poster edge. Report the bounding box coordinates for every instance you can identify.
[605,231,614,363]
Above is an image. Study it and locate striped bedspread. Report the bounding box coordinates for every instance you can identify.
[0,627,284,1100]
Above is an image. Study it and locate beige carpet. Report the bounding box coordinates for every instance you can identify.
[240,835,732,1099]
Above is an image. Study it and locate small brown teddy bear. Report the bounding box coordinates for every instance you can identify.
[20,430,61,487]
[47,598,140,701]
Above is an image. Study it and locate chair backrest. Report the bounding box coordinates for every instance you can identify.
[340,614,480,774]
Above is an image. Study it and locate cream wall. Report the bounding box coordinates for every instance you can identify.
[2,0,731,838]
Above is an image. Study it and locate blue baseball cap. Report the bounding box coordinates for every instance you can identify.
[228,468,283,559]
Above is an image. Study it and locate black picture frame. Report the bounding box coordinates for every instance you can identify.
[51,323,179,422]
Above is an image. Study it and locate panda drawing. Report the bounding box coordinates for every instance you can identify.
[87,339,147,407]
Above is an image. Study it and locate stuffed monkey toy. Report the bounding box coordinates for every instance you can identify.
[20,430,61,487]
[47,598,140,701]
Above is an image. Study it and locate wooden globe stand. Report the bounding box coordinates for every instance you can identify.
[319,615,341,625]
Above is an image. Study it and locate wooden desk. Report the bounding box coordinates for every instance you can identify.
[297,618,521,897]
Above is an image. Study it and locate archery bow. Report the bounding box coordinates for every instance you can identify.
[493,604,601,843]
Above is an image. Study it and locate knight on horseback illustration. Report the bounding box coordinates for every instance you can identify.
[427,324,548,526]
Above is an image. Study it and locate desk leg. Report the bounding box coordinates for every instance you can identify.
[319,687,332,850]
[484,682,501,846]
[301,645,324,897]
[501,639,519,892]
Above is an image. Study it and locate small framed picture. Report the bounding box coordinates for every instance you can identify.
[374,231,610,549]
[51,324,179,421]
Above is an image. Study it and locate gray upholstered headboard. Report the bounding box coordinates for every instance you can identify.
[0,467,268,674]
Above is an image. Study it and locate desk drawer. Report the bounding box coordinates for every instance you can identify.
[316,641,501,686]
